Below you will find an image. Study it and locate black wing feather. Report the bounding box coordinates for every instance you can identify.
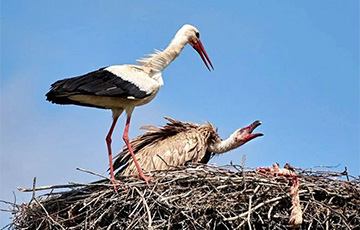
[46,68,150,107]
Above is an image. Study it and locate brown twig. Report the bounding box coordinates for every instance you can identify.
[134,187,153,229]
[7,164,359,230]
[31,177,66,230]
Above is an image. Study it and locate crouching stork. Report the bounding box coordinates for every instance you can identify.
[46,24,213,191]
[113,117,263,176]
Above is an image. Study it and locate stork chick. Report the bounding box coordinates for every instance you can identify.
[113,117,263,176]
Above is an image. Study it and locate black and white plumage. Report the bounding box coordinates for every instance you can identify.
[46,24,213,190]
[46,65,160,110]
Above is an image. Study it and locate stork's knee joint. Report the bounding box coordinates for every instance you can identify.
[122,135,129,143]
[106,135,112,144]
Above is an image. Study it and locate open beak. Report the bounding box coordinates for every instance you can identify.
[190,40,214,71]
[246,120,263,140]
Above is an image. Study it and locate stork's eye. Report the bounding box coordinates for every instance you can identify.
[195,32,200,39]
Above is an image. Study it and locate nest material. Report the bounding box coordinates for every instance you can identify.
[6,164,360,230]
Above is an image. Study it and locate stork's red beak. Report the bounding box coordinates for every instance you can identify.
[190,40,214,71]
[244,120,263,141]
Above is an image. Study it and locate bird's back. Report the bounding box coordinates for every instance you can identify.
[46,65,162,110]
[113,117,220,176]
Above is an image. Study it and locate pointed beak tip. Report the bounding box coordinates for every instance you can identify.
[251,120,262,128]
[250,133,263,141]
[247,120,263,138]
[193,40,213,72]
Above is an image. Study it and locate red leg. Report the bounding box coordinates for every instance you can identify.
[123,114,152,188]
[106,115,120,192]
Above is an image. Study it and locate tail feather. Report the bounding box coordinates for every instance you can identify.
[46,78,76,105]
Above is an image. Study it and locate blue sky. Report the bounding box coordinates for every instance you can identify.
[1,1,359,226]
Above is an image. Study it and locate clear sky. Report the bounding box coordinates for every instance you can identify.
[1,0,359,226]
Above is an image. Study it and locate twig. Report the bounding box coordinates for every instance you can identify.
[128,199,142,218]
[134,187,153,229]
[69,182,113,187]
[242,154,247,185]
[18,181,113,192]
[9,164,359,229]
[344,166,350,181]
[160,190,192,202]
[76,167,110,180]
[31,177,66,230]
[247,195,253,230]
[18,183,82,192]
[224,190,306,221]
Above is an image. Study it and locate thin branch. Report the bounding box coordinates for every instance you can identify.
[18,183,82,192]
[9,164,359,229]
[76,167,110,180]
[224,190,306,221]
[32,177,66,230]
[134,187,153,229]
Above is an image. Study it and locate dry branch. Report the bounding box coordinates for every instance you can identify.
[4,164,360,230]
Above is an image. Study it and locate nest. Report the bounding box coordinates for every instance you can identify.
[4,164,360,230]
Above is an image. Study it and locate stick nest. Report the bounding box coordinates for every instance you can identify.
[6,164,360,229]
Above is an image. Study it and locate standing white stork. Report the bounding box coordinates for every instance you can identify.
[46,24,213,190]
[113,117,263,176]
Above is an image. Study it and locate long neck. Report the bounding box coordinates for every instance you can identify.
[208,133,242,154]
[137,36,188,73]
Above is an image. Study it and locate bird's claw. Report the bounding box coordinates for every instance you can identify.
[139,174,153,189]
[110,178,125,192]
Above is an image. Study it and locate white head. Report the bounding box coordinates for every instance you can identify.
[174,24,200,42]
[173,24,214,71]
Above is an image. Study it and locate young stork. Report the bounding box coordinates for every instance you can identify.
[46,24,213,190]
[113,117,263,176]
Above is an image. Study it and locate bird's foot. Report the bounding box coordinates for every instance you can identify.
[110,178,125,192]
[139,174,153,189]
